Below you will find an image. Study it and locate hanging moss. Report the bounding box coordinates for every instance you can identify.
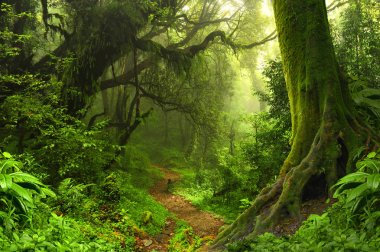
[61,1,148,113]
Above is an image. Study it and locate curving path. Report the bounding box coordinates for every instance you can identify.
[137,165,224,251]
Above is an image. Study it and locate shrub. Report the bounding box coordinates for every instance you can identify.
[227,148,380,251]
[0,151,55,236]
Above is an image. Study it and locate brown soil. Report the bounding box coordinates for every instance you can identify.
[272,196,336,236]
[135,165,224,252]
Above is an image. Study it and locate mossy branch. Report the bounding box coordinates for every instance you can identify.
[137,29,277,58]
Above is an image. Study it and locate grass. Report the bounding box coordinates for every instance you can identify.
[170,166,243,223]
[168,219,202,252]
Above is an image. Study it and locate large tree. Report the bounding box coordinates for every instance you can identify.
[212,0,379,248]
[29,0,276,145]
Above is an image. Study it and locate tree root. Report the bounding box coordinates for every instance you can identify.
[211,127,344,250]
[210,93,376,251]
[211,178,284,250]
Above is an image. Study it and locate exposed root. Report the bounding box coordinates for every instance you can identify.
[211,124,346,250]
[211,178,283,250]
[211,92,376,251]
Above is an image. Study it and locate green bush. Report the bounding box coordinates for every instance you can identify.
[0,213,131,251]
[0,151,55,234]
[53,178,95,215]
[333,149,380,232]
[33,120,117,184]
[240,113,290,189]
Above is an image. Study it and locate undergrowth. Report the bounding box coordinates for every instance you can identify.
[171,166,241,223]
[0,147,171,251]
[227,149,380,251]
[168,220,202,252]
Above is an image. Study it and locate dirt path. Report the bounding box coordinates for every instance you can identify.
[135,166,224,251]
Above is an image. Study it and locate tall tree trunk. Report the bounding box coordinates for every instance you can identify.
[212,0,378,248]
[164,111,169,144]
[229,120,236,155]
[179,114,187,149]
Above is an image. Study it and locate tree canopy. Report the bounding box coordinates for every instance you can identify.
[0,0,379,251]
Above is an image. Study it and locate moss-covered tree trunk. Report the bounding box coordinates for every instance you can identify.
[212,0,378,249]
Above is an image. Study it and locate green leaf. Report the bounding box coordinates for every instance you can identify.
[357,160,380,172]
[367,174,380,190]
[351,196,364,213]
[2,152,12,159]
[335,172,368,186]
[0,160,22,173]
[367,152,377,159]
[13,195,29,214]
[0,174,12,190]
[10,172,43,185]
[346,183,368,203]
[16,182,41,193]
[352,88,380,108]
[10,183,33,203]
[13,232,20,241]
[40,187,56,198]
[0,210,8,218]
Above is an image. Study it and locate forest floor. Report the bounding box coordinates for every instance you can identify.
[134,165,224,251]
[134,166,333,251]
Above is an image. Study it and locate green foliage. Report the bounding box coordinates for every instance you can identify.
[333,150,380,227]
[168,220,201,252]
[34,121,117,183]
[53,178,94,215]
[0,213,130,251]
[334,0,380,88]
[350,85,380,128]
[156,147,187,169]
[99,173,122,204]
[170,58,292,222]
[0,2,36,63]
[240,113,290,188]
[51,164,169,235]
[169,117,290,221]
[330,0,380,130]
[0,80,117,183]
[228,149,380,251]
[0,166,170,251]
[0,0,378,251]
[119,145,161,190]
[61,0,150,110]
[0,144,170,251]
[239,198,252,210]
[122,146,150,172]
[0,151,55,234]
[171,164,247,222]
[119,174,169,235]
[0,25,118,182]
[234,59,291,192]
[256,59,291,130]
[229,210,380,252]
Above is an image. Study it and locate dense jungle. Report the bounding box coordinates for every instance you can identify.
[0,0,379,251]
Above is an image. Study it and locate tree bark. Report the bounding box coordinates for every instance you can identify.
[212,0,378,249]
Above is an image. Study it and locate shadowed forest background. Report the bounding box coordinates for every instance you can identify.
[0,0,379,251]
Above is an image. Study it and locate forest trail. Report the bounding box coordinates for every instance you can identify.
[135,165,224,251]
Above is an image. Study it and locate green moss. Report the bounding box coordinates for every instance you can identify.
[214,0,372,247]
